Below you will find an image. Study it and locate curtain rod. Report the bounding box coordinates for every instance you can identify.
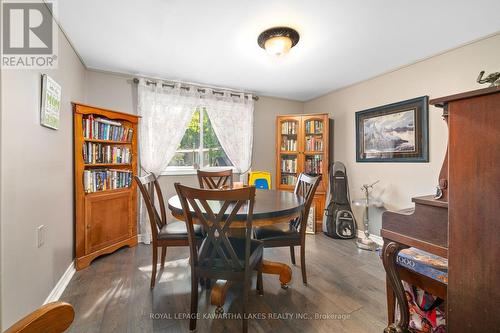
[132,78,259,101]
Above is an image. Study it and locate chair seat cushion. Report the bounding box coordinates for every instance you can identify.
[226,237,263,260]
[254,224,300,242]
[198,237,264,271]
[158,220,203,240]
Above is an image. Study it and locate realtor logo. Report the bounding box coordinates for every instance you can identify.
[1,0,58,68]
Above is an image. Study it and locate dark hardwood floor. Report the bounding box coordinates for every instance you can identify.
[61,234,386,332]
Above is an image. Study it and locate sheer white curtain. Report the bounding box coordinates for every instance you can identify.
[137,79,254,243]
[204,91,254,175]
[137,79,198,243]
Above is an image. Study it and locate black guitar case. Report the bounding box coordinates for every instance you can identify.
[323,161,357,239]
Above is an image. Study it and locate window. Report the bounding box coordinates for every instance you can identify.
[166,107,232,174]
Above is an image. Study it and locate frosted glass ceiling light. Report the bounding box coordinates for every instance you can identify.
[258,27,300,57]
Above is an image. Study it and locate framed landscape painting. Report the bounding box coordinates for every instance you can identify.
[355,96,429,162]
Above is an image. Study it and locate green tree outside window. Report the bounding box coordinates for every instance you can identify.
[169,108,232,168]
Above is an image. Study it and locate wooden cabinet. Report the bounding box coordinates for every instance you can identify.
[73,103,139,270]
[276,113,330,231]
[84,190,134,254]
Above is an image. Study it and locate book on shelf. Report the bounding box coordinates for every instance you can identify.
[83,142,131,164]
[281,121,297,135]
[281,158,297,173]
[305,120,324,134]
[304,155,323,175]
[83,114,133,142]
[281,174,297,186]
[305,136,323,151]
[83,169,133,193]
[281,136,297,151]
[95,117,122,126]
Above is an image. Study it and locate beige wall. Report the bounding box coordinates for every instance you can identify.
[84,71,304,206]
[0,26,86,328]
[304,33,500,234]
[85,71,137,115]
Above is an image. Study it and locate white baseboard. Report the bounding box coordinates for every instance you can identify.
[44,261,76,304]
[357,230,383,246]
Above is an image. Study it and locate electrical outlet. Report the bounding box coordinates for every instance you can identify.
[37,225,45,248]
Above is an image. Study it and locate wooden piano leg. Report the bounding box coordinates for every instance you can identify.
[382,240,409,333]
[386,276,395,325]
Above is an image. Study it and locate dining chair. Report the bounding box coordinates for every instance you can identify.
[135,173,203,289]
[197,169,233,189]
[196,168,233,288]
[254,173,321,285]
[4,301,74,333]
[174,183,264,333]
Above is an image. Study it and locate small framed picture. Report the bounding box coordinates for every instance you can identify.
[306,205,316,234]
[40,74,62,130]
[355,96,429,162]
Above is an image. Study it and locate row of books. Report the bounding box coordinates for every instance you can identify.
[305,136,323,151]
[281,175,297,186]
[281,137,297,151]
[281,121,297,135]
[83,114,133,142]
[304,155,323,175]
[281,157,297,173]
[305,120,324,134]
[83,169,133,193]
[83,142,131,164]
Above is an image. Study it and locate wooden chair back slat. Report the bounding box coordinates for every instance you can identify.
[174,184,256,273]
[197,169,233,189]
[293,173,321,236]
[134,173,167,240]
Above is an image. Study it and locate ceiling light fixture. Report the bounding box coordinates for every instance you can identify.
[258,27,300,57]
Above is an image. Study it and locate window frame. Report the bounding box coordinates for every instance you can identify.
[162,108,235,176]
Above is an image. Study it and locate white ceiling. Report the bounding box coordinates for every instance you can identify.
[56,0,500,101]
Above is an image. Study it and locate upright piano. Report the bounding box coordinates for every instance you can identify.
[381,86,500,333]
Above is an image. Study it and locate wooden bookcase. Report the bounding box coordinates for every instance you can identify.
[276,113,330,231]
[73,103,139,270]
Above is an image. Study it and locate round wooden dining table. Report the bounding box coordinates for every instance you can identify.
[167,189,304,310]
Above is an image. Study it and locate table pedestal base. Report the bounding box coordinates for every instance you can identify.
[209,260,292,310]
[210,279,231,314]
[262,259,292,289]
